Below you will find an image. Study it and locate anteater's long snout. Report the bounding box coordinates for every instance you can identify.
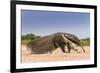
[80,44,85,52]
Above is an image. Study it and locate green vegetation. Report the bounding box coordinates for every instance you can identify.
[21,33,41,45]
[81,38,90,46]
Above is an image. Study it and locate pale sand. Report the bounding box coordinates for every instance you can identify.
[21,45,90,63]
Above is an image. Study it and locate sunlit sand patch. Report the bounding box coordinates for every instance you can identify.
[21,45,90,63]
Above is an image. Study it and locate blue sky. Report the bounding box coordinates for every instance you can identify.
[21,10,90,39]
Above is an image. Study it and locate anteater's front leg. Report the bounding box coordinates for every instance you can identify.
[60,44,66,53]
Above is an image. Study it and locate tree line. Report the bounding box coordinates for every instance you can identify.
[21,33,41,44]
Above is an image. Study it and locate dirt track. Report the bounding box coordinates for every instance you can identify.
[21,45,90,63]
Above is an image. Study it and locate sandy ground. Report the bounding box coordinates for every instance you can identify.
[21,45,90,63]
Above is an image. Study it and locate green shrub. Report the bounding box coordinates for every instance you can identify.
[21,33,41,45]
[81,38,90,46]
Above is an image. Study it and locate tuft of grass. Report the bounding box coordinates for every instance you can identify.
[21,40,31,45]
[81,38,90,46]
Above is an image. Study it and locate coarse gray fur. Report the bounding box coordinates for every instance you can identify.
[27,32,85,54]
